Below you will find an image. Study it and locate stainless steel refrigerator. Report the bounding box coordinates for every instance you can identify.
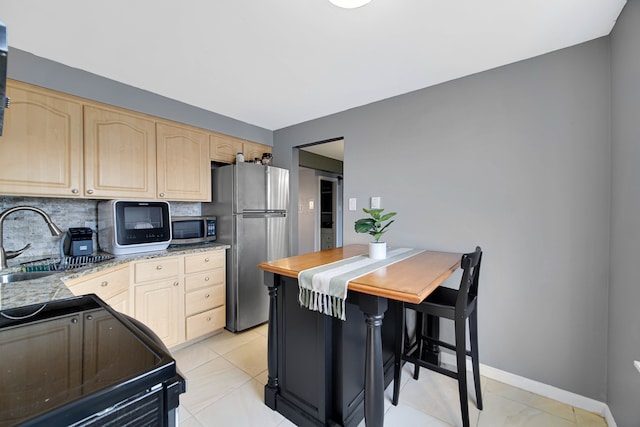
[202,162,289,332]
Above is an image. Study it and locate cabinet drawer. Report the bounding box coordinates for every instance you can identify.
[186,306,225,341]
[65,264,129,300]
[133,257,180,283]
[184,250,225,274]
[184,269,225,292]
[185,284,224,317]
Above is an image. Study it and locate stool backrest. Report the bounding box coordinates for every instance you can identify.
[456,246,483,314]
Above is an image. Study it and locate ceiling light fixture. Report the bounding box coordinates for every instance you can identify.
[329,0,372,9]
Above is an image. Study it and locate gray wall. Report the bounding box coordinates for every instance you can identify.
[274,39,612,401]
[609,1,640,425]
[7,48,273,145]
[298,167,317,255]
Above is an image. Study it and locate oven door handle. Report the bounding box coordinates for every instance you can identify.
[1,303,47,320]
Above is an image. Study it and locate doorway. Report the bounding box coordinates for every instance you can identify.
[319,175,342,251]
[296,139,344,255]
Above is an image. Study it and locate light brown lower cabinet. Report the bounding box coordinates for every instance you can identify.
[131,256,184,348]
[64,263,131,315]
[64,250,226,349]
[184,251,226,340]
[134,278,184,348]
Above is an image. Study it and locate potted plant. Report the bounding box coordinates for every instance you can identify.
[354,208,397,259]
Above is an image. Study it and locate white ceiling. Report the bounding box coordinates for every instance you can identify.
[301,139,345,161]
[0,0,627,132]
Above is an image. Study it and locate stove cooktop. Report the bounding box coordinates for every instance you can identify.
[0,295,183,426]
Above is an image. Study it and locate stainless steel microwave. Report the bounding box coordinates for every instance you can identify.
[97,200,172,255]
[170,216,216,246]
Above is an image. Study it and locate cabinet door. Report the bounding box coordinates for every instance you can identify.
[134,279,184,348]
[106,291,131,315]
[0,80,83,197]
[243,141,271,163]
[156,122,211,201]
[84,104,157,199]
[210,132,244,163]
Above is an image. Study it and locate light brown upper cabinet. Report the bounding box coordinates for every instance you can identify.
[210,132,272,165]
[0,80,267,201]
[243,140,272,163]
[210,132,244,164]
[157,122,211,201]
[0,80,84,197]
[84,104,157,199]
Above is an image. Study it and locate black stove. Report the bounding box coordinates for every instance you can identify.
[0,294,185,426]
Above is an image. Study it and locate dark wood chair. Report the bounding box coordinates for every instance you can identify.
[392,246,483,427]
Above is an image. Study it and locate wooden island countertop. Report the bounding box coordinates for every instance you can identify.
[258,244,462,304]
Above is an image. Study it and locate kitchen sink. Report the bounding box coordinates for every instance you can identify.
[0,271,57,284]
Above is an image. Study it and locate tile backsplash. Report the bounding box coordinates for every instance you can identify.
[0,197,201,265]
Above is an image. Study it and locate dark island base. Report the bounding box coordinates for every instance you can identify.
[264,274,401,427]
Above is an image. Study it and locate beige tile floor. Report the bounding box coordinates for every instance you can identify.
[171,324,607,427]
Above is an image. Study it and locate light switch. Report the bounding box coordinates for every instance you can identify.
[371,196,381,209]
[349,198,357,211]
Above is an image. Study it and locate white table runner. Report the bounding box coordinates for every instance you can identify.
[297,247,424,320]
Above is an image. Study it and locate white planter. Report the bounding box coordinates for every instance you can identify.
[369,242,387,260]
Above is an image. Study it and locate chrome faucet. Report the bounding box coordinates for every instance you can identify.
[0,206,63,270]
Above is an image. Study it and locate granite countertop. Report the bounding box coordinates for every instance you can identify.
[0,243,230,311]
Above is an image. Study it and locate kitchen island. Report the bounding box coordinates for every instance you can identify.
[258,245,462,427]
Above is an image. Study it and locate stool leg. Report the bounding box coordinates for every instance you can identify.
[455,317,470,427]
[392,302,405,405]
[470,308,482,410]
[413,311,424,380]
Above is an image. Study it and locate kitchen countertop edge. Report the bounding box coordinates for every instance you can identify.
[0,243,230,311]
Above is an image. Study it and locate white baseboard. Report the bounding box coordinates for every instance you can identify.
[439,353,616,426]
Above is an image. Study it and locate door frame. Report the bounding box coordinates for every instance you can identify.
[315,173,343,251]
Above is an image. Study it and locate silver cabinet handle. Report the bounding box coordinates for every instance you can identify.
[206,316,211,322]
[204,276,210,281]
[156,265,163,270]
[204,258,210,262]
[159,192,165,197]
[71,188,79,194]
[173,281,179,286]
[205,293,210,298]
[86,189,94,195]
[101,281,108,287]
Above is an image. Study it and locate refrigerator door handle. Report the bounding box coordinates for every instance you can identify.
[242,211,287,218]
